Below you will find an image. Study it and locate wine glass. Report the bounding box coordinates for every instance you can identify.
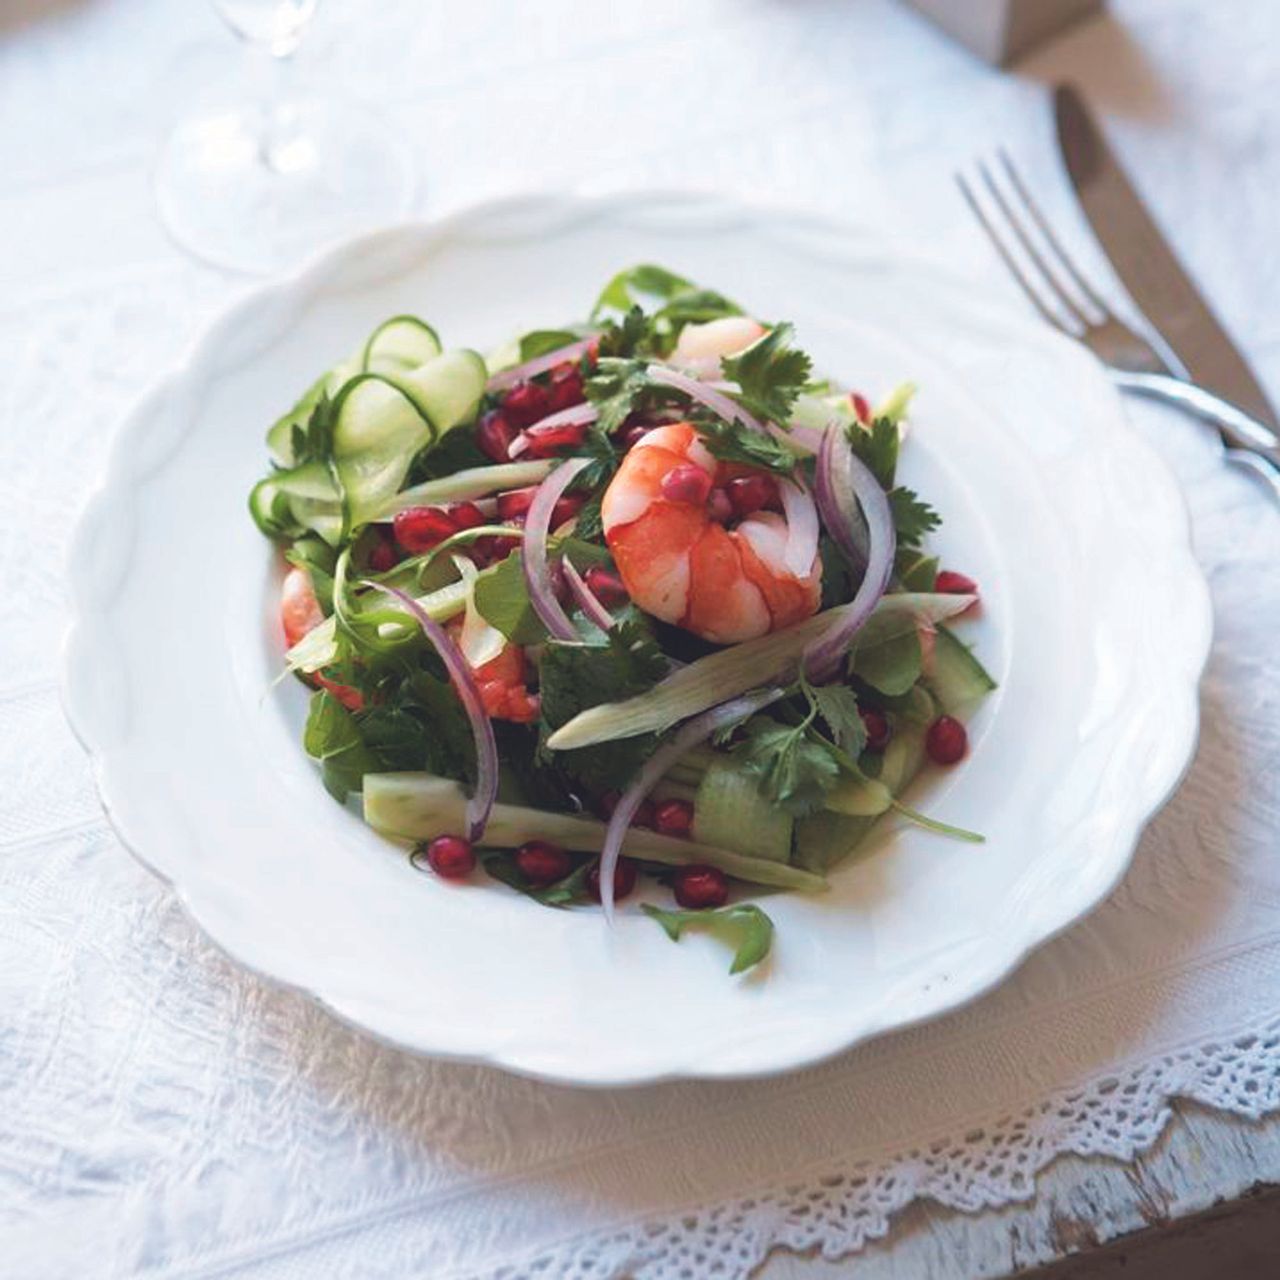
[155,1,414,275]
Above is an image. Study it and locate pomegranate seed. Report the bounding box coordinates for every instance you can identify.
[496,487,538,521]
[523,421,588,458]
[394,506,456,553]
[546,366,585,413]
[673,864,729,910]
[661,464,713,506]
[476,409,518,463]
[584,565,628,608]
[551,493,586,526]
[860,709,891,753]
[935,569,978,596]
[925,715,968,765]
[726,474,777,517]
[618,423,651,450]
[502,380,551,428]
[515,840,572,886]
[368,535,399,573]
[587,857,638,903]
[708,487,733,523]
[423,834,475,879]
[851,392,872,424]
[653,798,694,837]
[449,501,486,531]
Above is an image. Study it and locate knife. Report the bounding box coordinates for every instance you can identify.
[1054,83,1280,432]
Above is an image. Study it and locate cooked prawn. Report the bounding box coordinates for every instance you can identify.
[280,565,364,711]
[444,618,541,723]
[601,422,821,644]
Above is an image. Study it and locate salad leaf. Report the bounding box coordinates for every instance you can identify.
[538,619,667,790]
[720,322,812,424]
[592,264,697,319]
[733,715,840,816]
[585,357,654,435]
[897,551,938,592]
[286,534,338,614]
[480,852,594,907]
[641,903,775,974]
[851,629,923,696]
[519,329,582,360]
[690,415,797,476]
[303,690,381,803]
[849,415,899,489]
[810,683,867,757]
[889,487,941,550]
[406,424,489,484]
[472,551,548,645]
[289,389,340,470]
[590,264,743,353]
[596,306,652,359]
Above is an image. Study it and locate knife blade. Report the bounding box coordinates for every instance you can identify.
[1054,83,1279,430]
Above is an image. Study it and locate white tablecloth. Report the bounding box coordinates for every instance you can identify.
[5,2,1280,1277]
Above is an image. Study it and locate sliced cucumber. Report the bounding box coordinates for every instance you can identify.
[824,773,892,817]
[377,460,555,518]
[926,623,997,713]
[331,349,488,528]
[363,773,827,892]
[361,315,441,373]
[692,757,794,862]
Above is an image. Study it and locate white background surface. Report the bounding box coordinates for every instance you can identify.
[4,1,1280,1277]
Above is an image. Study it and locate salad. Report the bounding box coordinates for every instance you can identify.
[251,265,995,974]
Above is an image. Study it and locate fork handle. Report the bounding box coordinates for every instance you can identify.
[1111,370,1280,467]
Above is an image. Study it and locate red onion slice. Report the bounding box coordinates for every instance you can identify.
[361,581,498,843]
[779,473,820,577]
[522,456,591,642]
[805,425,896,680]
[646,363,766,435]
[486,338,594,393]
[561,556,616,634]
[507,402,599,459]
[597,690,783,921]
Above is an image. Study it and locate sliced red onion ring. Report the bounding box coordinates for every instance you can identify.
[766,419,825,455]
[561,556,616,634]
[779,473,820,577]
[522,456,591,642]
[486,338,594,393]
[597,690,783,921]
[646,363,766,435]
[507,402,599,458]
[361,581,498,843]
[805,425,896,680]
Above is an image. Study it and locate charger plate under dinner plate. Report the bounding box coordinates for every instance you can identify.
[63,192,1211,1086]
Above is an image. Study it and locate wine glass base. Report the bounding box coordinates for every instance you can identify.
[155,98,415,275]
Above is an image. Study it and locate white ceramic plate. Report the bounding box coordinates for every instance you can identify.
[64,192,1211,1086]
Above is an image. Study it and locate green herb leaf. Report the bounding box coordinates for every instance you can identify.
[691,416,798,475]
[734,716,841,816]
[809,684,867,756]
[848,416,899,490]
[641,903,775,974]
[472,551,548,645]
[896,551,938,592]
[851,629,923,696]
[303,690,381,803]
[519,329,582,360]
[889,487,941,550]
[481,852,594,907]
[720,322,812,424]
[538,619,667,790]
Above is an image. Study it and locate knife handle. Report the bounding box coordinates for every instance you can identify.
[1111,370,1280,467]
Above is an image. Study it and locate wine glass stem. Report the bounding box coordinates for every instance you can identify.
[251,43,300,173]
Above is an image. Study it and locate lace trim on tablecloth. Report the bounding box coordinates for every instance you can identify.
[488,1017,1280,1280]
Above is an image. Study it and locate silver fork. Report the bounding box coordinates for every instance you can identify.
[958,150,1280,497]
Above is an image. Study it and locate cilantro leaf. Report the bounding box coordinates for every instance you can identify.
[848,416,899,490]
[595,306,652,359]
[537,619,668,790]
[303,690,381,803]
[809,684,867,757]
[720,322,812,424]
[690,416,798,475]
[889,487,941,550]
[472,551,548,645]
[733,716,841,816]
[641,903,775,974]
[480,852,594,907]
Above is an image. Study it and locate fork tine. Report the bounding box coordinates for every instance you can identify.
[997,149,1113,321]
[976,158,1093,331]
[955,171,1068,333]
